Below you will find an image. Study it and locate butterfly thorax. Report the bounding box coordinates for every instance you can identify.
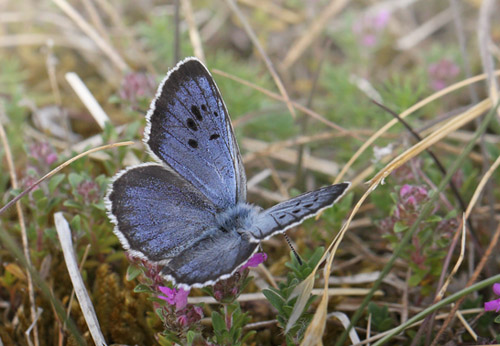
[215,203,261,234]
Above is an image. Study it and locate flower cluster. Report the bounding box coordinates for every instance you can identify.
[428,59,460,91]
[23,141,58,191]
[158,286,203,328]
[119,72,156,109]
[76,180,100,204]
[29,142,58,167]
[352,9,390,47]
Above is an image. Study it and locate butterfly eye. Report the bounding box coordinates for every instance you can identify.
[191,105,203,120]
[186,118,198,131]
[188,139,198,148]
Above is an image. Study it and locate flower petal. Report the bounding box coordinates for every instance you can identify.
[241,252,267,270]
[484,298,500,312]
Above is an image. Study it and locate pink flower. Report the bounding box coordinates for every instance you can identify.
[400,184,412,198]
[29,142,57,166]
[428,59,460,91]
[484,283,500,312]
[353,10,390,47]
[119,72,155,105]
[241,252,267,271]
[158,286,190,310]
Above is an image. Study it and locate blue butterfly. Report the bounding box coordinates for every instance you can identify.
[106,57,350,289]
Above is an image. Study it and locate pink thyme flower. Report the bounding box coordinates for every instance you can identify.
[428,59,460,91]
[158,286,190,310]
[241,252,267,271]
[29,142,57,166]
[353,9,390,47]
[484,283,500,312]
[77,180,99,203]
[119,72,155,106]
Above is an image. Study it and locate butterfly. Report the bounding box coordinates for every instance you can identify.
[106,57,350,289]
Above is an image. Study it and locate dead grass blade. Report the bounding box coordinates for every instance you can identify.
[52,0,129,72]
[54,213,107,346]
[181,0,205,62]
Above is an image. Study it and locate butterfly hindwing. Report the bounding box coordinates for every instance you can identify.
[247,183,350,241]
[145,58,246,210]
[106,163,220,262]
[161,230,258,288]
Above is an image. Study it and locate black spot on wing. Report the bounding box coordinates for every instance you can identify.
[191,105,202,120]
[186,118,198,131]
[188,139,198,148]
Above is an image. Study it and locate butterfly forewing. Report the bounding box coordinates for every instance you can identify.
[107,164,220,262]
[145,58,246,209]
[247,183,350,241]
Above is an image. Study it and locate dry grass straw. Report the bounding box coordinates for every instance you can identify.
[65,72,110,129]
[181,0,206,62]
[54,213,107,346]
[52,0,129,72]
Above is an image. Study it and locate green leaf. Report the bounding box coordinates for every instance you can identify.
[63,200,82,209]
[70,215,81,232]
[48,174,65,194]
[68,172,83,189]
[186,330,196,345]
[126,264,142,281]
[134,284,153,293]
[426,215,442,222]
[32,188,45,201]
[262,288,285,312]
[211,311,226,333]
[394,221,408,233]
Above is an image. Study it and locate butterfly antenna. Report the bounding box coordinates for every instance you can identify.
[283,234,303,266]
